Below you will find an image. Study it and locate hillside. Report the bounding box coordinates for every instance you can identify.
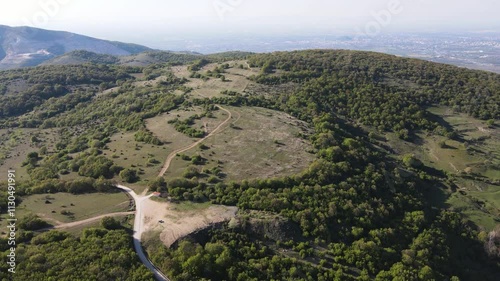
[0,25,151,69]
[0,50,499,280]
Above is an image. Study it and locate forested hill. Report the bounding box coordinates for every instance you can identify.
[249,50,499,122]
[0,50,499,280]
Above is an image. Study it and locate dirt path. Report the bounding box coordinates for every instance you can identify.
[38,211,134,231]
[429,149,440,161]
[232,110,241,125]
[158,105,232,177]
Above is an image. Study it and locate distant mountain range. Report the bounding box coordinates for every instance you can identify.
[0,25,152,69]
[1,25,499,74]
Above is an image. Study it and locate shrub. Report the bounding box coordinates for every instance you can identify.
[120,168,139,183]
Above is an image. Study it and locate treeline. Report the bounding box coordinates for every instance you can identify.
[188,59,210,71]
[141,51,202,66]
[54,50,120,65]
[0,177,118,197]
[0,83,68,117]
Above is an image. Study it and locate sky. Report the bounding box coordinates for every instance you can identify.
[1,0,499,47]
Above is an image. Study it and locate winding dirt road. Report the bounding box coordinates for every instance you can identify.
[158,105,232,177]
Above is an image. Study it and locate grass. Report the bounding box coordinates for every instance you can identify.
[62,214,134,236]
[427,106,499,177]
[170,201,213,212]
[165,106,314,182]
[103,132,169,186]
[102,106,227,191]
[446,192,499,231]
[383,106,500,230]
[0,192,130,232]
[0,128,63,181]
[180,63,252,99]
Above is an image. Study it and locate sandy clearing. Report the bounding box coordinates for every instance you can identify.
[142,198,237,247]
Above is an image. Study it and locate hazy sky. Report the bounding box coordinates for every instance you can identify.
[1,0,499,46]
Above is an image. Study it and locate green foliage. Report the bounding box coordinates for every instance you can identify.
[56,50,120,64]
[119,168,139,183]
[18,214,50,231]
[402,154,423,168]
[183,166,200,179]
[249,50,500,129]
[134,129,163,145]
[78,155,115,179]
[101,217,122,230]
[169,115,206,138]
[188,59,210,71]
[149,177,167,192]
[0,229,154,280]
[0,64,132,119]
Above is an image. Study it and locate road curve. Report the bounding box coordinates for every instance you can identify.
[117,185,170,281]
[158,105,232,177]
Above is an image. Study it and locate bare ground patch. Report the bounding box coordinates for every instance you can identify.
[142,199,237,247]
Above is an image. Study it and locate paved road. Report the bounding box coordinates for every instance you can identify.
[117,185,170,281]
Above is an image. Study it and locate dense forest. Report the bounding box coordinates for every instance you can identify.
[0,50,499,280]
[0,225,154,280]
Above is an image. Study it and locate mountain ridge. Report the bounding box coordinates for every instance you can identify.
[0,25,152,69]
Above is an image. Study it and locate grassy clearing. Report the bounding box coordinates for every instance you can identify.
[383,106,500,230]
[171,62,252,100]
[225,60,260,77]
[169,201,213,212]
[103,131,169,186]
[165,106,314,181]
[62,214,134,236]
[185,73,250,99]
[446,192,499,231]
[102,106,226,191]
[0,128,60,181]
[0,192,130,231]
